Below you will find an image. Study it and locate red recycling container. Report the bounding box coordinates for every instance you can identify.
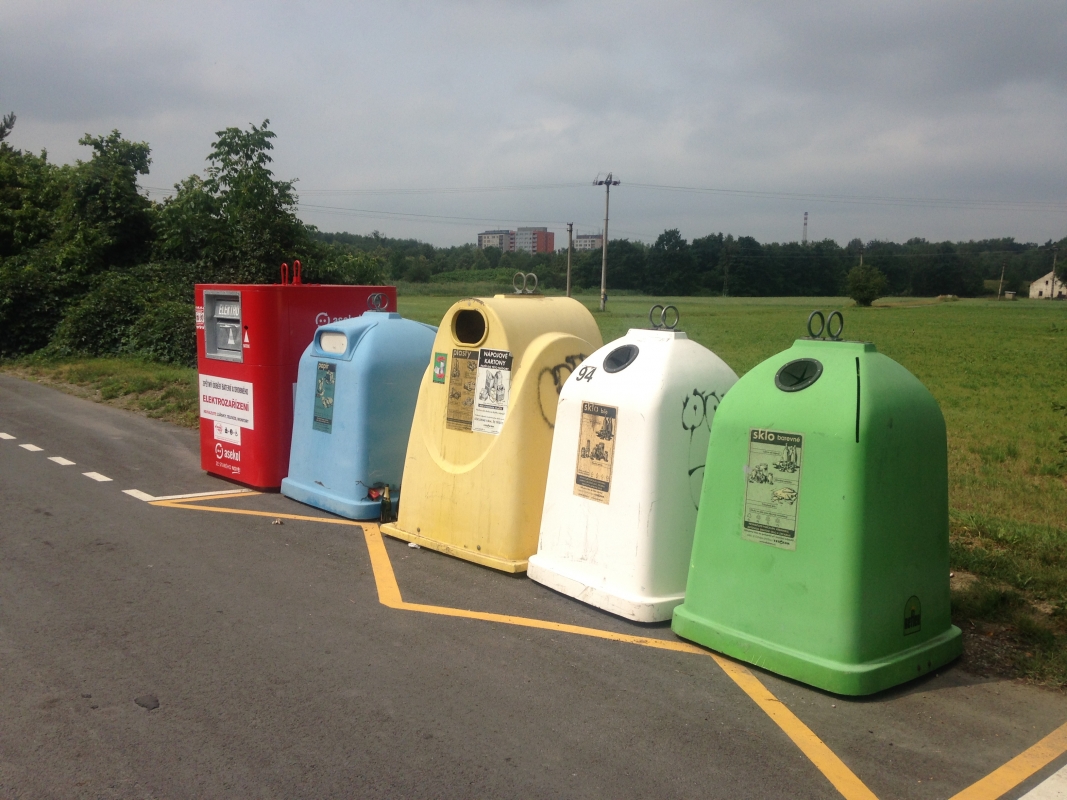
[195,270,397,490]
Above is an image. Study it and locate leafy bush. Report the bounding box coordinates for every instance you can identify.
[126,300,196,365]
[847,262,889,306]
[49,271,147,356]
[45,264,195,363]
[0,253,65,356]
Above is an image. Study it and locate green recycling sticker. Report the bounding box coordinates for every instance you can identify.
[313,361,336,433]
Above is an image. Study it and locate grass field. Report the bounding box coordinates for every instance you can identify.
[4,293,1066,684]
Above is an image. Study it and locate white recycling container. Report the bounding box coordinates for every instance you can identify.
[529,308,739,622]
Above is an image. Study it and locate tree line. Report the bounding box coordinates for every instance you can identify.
[325,228,1063,301]
[0,119,380,363]
[1,118,1062,365]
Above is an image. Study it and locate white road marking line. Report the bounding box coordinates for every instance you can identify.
[0,432,15,439]
[82,472,112,482]
[48,456,76,466]
[19,444,43,452]
[123,489,157,501]
[150,488,253,501]
[1022,764,1067,798]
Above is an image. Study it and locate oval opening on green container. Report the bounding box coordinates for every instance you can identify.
[775,358,823,392]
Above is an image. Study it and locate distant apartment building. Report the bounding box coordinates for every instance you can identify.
[478,227,555,254]
[515,227,555,254]
[574,233,603,252]
[477,229,515,251]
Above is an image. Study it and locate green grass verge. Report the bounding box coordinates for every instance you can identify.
[0,357,198,428]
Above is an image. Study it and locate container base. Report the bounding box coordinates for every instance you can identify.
[280,478,392,521]
[671,606,963,696]
[380,523,528,573]
[527,555,682,623]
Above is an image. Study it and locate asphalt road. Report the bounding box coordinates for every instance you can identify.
[2,373,1067,799]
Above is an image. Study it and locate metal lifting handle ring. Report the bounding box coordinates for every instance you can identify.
[512,272,538,294]
[826,310,844,340]
[367,292,387,310]
[807,310,826,338]
[661,304,679,330]
[649,304,665,328]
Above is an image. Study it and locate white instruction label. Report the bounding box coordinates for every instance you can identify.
[742,428,803,550]
[199,375,255,430]
[471,349,512,435]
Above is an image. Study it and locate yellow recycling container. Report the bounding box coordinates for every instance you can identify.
[381,293,602,571]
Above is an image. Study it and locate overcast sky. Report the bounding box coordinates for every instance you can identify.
[3,1,1066,247]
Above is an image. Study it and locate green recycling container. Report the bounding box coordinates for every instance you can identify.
[672,332,962,695]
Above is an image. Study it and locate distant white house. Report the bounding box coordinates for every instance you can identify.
[1029,270,1066,299]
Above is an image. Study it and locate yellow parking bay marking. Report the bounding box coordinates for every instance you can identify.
[156,493,1067,800]
[126,488,253,502]
[948,719,1067,800]
[155,493,875,799]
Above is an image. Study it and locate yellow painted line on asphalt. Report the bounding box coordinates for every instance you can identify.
[709,654,879,800]
[151,492,265,507]
[362,521,704,654]
[948,719,1067,800]
[156,493,876,799]
[155,493,1067,800]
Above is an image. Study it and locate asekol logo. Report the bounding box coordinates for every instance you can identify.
[215,442,240,461]
[315,312,329,326]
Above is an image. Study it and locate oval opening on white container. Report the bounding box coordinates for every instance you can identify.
[319,331,348,354]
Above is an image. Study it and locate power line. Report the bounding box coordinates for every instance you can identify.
[625,181,1067,212]
[145,181,1067,211]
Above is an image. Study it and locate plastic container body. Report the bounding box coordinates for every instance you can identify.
[380,295,603,572]
[529,329,738,621]
[195,284,397,490]
[671,338,962,695]
[281,312,436,519]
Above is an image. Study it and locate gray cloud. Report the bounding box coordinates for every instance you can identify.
[1,0,1064,245]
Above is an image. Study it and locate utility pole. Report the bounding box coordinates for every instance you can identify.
[1053,246,1060,298]
[802,211,808,246]
[997,261,1005,301]
[566,223,573,298]
[594,173,620,311]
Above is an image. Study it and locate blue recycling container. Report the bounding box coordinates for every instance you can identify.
[281,312,437,519]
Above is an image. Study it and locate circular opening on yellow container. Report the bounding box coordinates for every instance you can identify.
[452,309,487,346]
